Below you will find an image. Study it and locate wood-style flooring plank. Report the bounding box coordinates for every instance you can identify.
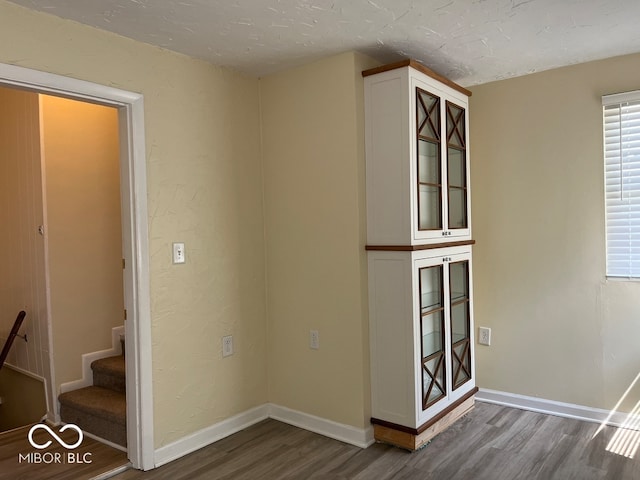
[111,403,640,480]
[0,423,129,480]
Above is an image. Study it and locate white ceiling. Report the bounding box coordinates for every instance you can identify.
[8,0,640,86]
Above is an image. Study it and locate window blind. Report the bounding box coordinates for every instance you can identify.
[603,90,640,278]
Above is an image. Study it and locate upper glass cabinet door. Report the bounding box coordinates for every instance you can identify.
[416,88,442,231]
[446,101,468,230]
[414,86,469,241]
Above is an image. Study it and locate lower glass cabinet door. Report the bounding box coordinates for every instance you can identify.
[450,260,471,389]
[420,265,446,408]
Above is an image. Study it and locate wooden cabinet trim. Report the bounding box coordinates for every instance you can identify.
[366,240,475,251]
[371,386,479,435]
[362,59,472,97]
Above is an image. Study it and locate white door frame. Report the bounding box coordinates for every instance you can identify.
[0,62,154,470]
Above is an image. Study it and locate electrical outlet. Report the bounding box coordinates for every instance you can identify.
[310,330,319,350]
[222,335,233,357]
[478,327,491,346]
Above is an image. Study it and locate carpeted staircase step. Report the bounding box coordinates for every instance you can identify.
[91,355,126,393]
[59,386,126,447]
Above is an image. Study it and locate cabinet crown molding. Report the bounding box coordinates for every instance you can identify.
[362,59,472,97]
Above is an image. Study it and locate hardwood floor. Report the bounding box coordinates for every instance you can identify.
[0,423,129,480]
[111,402,640,480]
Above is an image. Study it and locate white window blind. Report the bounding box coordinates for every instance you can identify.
[603,90,640,278]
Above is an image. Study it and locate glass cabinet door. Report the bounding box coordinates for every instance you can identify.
[446,101,468,230]
[449,260,471,389]
[416,88,442,231]
[419,265,446,409]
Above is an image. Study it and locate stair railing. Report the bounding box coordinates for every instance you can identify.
[0,311,27,371]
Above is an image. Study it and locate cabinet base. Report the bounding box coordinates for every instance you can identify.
[373,394,475,451]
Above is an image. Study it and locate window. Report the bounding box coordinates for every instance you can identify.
[603,91,640,278]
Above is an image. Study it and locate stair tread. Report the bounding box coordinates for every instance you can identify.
[59,386,126,425]
[91,355,125,377]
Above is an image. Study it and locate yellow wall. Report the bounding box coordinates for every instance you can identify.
[8,0,640,456]
[0,366,47,431]
[0,0,377,448]
[470,52,640,411]
[40,95,123,389]
[0,87,50,387]
[0,0,266,448]
[261,52,378,429]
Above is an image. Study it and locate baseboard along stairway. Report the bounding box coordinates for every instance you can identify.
[58,337,126,447]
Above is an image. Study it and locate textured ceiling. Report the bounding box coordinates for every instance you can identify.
[8,0,640,86]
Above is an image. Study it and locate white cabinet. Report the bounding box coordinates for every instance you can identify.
[364,60,471,246]
[368,246,475,445]
[364,60,476,450]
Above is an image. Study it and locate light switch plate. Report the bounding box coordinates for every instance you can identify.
[222,335,233,357]
[310,330,319,350]
[172,242,185,264]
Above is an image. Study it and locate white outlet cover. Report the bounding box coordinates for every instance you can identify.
[478,327,491,346]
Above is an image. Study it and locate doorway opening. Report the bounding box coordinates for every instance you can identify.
[0,63,153,471]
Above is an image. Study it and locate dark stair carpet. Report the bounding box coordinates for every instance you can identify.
[92,355,126,393]
[59,354,126,447]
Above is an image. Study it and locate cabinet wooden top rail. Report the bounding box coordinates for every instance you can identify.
[362,59,472,98]
[365,240,476,251]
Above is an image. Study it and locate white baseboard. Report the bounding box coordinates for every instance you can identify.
[476,388,640,430]
[153,403,374,468]
[59,326,124,394]
[154,404,269,467]
[268,404,374,449]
